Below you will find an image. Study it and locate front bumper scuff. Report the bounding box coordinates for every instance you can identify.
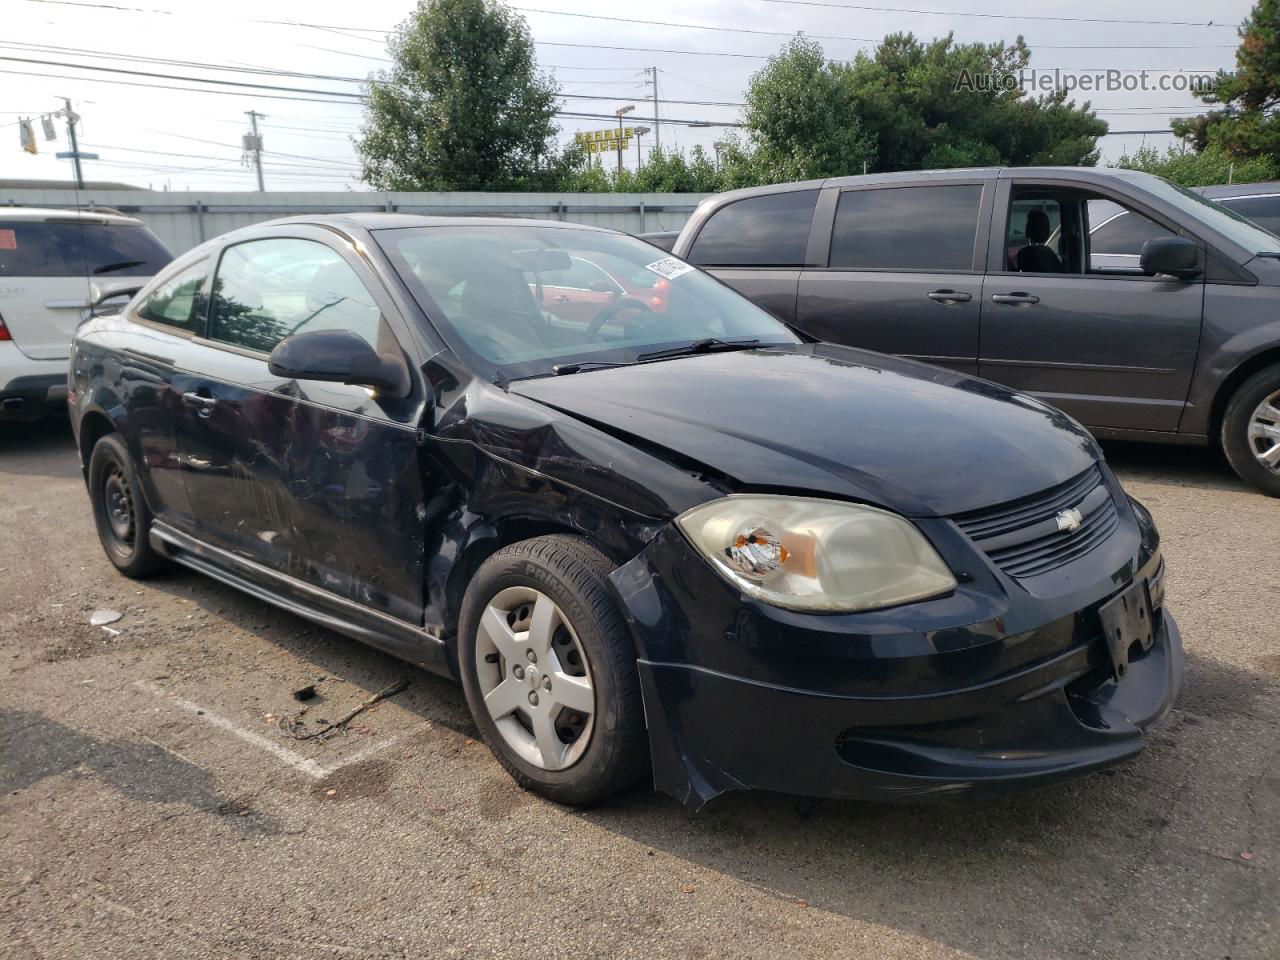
[608,521,1183,811]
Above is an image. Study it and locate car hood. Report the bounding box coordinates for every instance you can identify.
[509,343,1100,517]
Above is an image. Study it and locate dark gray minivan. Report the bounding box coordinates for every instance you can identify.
[672,168,1280,496]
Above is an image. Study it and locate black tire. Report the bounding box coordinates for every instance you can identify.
[1221,365,1280,498]
[458,535,648,806]
[88,432,166,577]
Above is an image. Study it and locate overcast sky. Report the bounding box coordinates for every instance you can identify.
[0,0,1255,192]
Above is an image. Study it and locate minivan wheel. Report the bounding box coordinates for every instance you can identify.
[1222,366,1280,498]
[457,535,648,805]
[88,433,165,577]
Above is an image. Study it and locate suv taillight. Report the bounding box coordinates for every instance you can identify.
[0,313,10,341]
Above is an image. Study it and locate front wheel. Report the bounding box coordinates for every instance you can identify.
[457,535,648,806]
[88,432,166,577]
[1221,366,1280,498]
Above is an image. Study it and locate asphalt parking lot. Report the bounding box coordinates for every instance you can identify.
[2,418,1277,960]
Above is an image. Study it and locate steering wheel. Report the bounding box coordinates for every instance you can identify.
[586,298,651,338]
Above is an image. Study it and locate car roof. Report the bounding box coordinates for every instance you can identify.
[1195,181,1280,199]
[0,205,143,225]
[255,213,616,234]
[694,166,1175,211]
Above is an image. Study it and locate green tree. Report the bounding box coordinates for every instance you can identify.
[743,37,876,180]
[842,33,1107,172]
[1114,143,1279,187]
[356,0,560,190]
[1171,0,1280,163]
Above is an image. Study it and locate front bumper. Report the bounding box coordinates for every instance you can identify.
[609,498,1182,810]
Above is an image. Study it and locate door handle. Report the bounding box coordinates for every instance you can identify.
[990,293,1041,306]
[927,289,973,304]
[182,391,218,417]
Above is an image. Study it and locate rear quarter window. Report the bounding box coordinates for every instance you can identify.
[688,191,819,267]
[0,220,172,279]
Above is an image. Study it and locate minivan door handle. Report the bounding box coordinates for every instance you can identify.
[182,391,218,418]
[990,292,1040,306]
[927,289,972,304]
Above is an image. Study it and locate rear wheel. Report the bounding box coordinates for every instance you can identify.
[1222,366,1280,498]
[88,432,165,577]
[458,535,648,806]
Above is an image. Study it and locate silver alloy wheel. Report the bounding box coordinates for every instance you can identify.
[1247,388,1280,474]
[474,586,595,771]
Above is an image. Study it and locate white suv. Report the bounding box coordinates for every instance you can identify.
[1,207,171,422]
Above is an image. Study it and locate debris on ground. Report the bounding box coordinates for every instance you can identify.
[277,679,410,741]
[292,684,317,702]
[89,609,122,626]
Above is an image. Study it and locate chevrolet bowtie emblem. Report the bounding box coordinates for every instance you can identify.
[1055,507,1084,533]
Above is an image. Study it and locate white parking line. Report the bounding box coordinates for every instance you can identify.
[135,679,330,779]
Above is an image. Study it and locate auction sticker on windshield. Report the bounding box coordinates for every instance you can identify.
[645,256,695,280]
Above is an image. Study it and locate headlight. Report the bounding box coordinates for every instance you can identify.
[675,495,957,613]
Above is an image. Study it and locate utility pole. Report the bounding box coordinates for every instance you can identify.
[244,110,266,192]
[645,67,661,155]
[54,98,97,189]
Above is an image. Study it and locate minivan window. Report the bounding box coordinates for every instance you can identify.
[209,238,382,354]
[1088,204,1174,256]
[136,259,207,333]
[0,220,171,278]
[688,190,819,267]
[1140,176,1280,255]
[829,185,983,271]
[1218,195,1280,237]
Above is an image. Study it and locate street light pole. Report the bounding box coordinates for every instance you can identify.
[632,126,650,170]
[614,104,634,174]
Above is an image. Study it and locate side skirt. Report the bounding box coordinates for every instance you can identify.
[149,521,455,680]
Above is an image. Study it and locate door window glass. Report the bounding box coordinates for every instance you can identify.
[0,220,171,279]
[829,185,983,271]
[1088,200,1175,266]
[688,190,818,267]
[136,259,207,333]
[1006,198,1065,272]
[208,238,382,354]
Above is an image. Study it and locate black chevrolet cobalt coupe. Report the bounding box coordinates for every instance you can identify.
[69,215,1182,809]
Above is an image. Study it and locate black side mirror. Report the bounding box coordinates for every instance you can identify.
[90,285,143,317]
[1140,236,1201,281]
[268,329,411,399]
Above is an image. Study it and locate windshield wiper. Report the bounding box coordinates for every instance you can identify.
[92,259,147,275]
[636,337,761,363]
[551,360,636,376]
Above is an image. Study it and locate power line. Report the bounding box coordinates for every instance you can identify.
[0,55,365,98]
[510,5,1237,48]
[0,52,755,109]
[23,0,1236,30]
[0,67,744,127]
[745,0,1235,28]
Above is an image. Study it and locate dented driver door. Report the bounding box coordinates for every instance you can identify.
[173,229,430,625]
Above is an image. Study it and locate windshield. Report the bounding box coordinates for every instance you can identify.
[1138,176,1280,254]
[374,224,798,380]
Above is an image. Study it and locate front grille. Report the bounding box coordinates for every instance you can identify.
[952,465,1119,578]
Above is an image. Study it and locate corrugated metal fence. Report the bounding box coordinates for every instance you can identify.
[0,189,710,256]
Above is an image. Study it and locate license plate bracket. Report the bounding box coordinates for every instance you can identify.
[1099,579,1154,681]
